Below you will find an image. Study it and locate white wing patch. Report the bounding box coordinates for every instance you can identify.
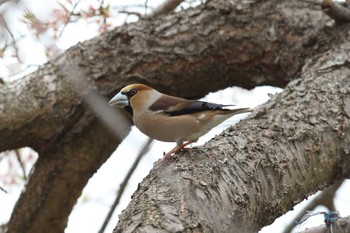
[197,113,206,120]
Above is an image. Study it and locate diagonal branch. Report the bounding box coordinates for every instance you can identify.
[283,180,343,233]
[300,215,350,233]
[98,138,153,233]
[114,28,350,232]
[149,0,185,17]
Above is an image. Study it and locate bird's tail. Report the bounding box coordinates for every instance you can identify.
[209,107,253,128]
[227,107,253,115]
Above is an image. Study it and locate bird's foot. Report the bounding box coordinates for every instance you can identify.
[154,141,195,166]
[176,140,194,151]
[180,147,192,151]
[154,149,178,166]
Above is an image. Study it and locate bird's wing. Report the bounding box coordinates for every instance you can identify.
[149,95,235,117]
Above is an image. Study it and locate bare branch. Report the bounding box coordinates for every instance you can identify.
[283,180,343,233]
[58,0,82,37]
[98,138,153,233]
[118,10,143,18]
[14,149,27,180]
[0,14,22,63]
[149,0,185,17]
[0,186,7,193]
[299,215,350,233]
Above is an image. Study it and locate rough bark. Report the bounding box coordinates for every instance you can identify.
[1,0,348,232]
[114,24,350,232]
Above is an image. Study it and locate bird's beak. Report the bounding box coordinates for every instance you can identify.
[108,92,129,108]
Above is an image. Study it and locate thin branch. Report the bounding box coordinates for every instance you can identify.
[98,138,153,233]
[149,0,185,17]
[298,215,350,233]
[282,179,344,233]
[118,10,143,18]
[58,0,82,37]
[145,0,149,16]
[14,149,27,180]
[0,152,8,193]
[0,14,22,63]
[0,186,7,193]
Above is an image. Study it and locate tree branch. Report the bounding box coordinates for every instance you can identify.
[98,138,153,233]
[300,215,350,233]
[149,0,185,17]
[2,0,344,232]
[283,180,343,233]
[0,0,330,153]
[114,27,350,232]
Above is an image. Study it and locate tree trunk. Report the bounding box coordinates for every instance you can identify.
[1,0,349,232]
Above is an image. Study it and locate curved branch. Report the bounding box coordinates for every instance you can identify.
[0,0,329,152]
[114,31,350,232]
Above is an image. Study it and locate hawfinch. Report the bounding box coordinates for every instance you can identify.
[109,84,252,159]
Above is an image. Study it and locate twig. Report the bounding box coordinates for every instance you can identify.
[118,10,143,18]
[59,0,82,37]
[120,0,183,19]
[0,152,7,193]
[97,138,153,233]
[0,14,22,63]
[282,179,343,233]
[321,0,350,24]
[149,0,185,17]
[15,149,27,180]
[0,186,7,193]
[145,0,149,16]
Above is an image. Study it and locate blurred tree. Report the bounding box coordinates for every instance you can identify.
[0,0,350,233]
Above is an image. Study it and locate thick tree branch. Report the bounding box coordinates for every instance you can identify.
[6,117,132,233]
[1,0,345,232]
[0,0,329,153]
[114,27,350,232]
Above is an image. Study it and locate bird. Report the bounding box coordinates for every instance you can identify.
[108,83,253,160]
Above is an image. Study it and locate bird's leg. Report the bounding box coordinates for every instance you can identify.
[155,141,195,165]
[154,145,179,166]
[162,140,195,160]
[179,140,194,151]
[162,144,182,160]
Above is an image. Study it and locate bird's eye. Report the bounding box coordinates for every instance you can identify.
[129,89,137,96]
